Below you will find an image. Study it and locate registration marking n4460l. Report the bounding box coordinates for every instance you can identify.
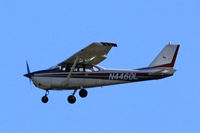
[109,73,137,80]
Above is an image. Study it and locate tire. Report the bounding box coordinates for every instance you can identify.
[79,89,88,98]
[68,95,76,104]
[41,96,48,103]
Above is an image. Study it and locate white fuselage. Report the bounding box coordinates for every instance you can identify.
[30,68,174,90]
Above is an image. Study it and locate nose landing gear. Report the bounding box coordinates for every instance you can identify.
[41,90,49,103]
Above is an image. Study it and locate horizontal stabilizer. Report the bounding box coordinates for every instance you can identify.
[149,69,176,75]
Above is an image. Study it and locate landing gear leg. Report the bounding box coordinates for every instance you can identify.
[68,89,77,104]
[41,90,49,103]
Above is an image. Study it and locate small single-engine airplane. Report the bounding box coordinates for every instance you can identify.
[24,42,180,104]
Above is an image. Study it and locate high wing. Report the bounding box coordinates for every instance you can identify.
[57,42,117,68]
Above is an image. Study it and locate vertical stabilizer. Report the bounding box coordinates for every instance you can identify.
[149,43,180,68]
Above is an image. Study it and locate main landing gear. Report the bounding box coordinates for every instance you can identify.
[41,90,49,103]
[67,88,88,104]
[79,89,88,98]
[67,89,77,104]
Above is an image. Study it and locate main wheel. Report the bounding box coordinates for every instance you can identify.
[68,95,76,104]
[41,96,48,103]
[79,89,88,98]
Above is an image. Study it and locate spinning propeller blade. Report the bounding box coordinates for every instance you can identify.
[24,61,32,79]
[26,61,30,74]
[24,61,32,87]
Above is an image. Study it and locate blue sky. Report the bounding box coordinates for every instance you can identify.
[0,0,200,132]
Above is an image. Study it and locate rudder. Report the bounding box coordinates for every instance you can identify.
[149,43,180,68]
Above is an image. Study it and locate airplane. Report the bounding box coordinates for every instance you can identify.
[24,41,180,104]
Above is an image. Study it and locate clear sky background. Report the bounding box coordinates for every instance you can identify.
[0,0,200,133]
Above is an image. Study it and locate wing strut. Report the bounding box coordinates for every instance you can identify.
[65,56,79,86]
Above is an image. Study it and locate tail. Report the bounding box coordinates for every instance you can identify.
[148,42,180,68]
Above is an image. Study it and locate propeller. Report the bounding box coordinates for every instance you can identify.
[26,61,30,74]
[24,61,32,85]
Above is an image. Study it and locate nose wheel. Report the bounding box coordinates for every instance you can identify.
[41,90,49,103]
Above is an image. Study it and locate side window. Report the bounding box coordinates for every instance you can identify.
[59,65,90,72]
[62,67,66,71]
[85,68,92,72]
[79,68,84,72]
[60,66,70,72]
[74,68,78,72]
[93,66,100,72]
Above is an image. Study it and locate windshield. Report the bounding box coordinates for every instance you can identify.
[48,65,60,70]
